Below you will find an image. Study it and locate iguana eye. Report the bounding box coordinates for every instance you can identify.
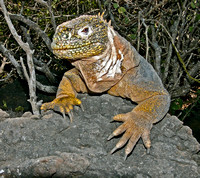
[78,26,92,38]
[81,27,89,34]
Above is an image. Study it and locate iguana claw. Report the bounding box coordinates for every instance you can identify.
[41,96,81,122]
[68,111,74,122]
[80,103,84,111]
[108,112,152,159]
[107,133,115,141]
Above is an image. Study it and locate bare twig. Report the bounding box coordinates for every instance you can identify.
[21,25,55,84]
[172,53,192,90]
[0,4,31,53]
[22,57,56,94]
[20,1,24,14]
[36,81,57,93]
[137,11,141,51]
[155,20,200,84]
[9,14,52,52]
[188,61,200,81]
[35,0,56,31]
[181,95,200,121]
[150,25,162,77]
[0,0,39,115]
[77,0,79,15]
[145,0,168,18]
[106,0,119,30]
[163,42,172,84]
[20,57,29,82]
[171,84,190,98]
[0,56,10,74]
[33,57,56,84]
[141,17,150,61]
[162,19,179,83]
[0,43,23,79]
[0,69,14,82]
[20,26,34,50]
[97,0,103,13]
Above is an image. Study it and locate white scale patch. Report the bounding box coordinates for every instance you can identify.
[68,32,72,40]
[95,27,124,81]
[78,26,93,39]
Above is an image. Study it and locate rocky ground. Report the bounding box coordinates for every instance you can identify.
[0,94,199,177]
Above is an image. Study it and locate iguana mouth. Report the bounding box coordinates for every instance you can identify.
[51,40,92,50]
[52,42,105,60]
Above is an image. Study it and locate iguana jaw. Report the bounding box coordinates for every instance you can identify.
[51,41,106,60]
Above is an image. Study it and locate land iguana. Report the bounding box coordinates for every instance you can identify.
[41,13,170,159]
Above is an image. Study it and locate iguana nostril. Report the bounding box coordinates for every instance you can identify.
[62,33,68,39]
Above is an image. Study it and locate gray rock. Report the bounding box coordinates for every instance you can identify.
[0,94,199,177]
[21,111,33,117]
[0,109,9,121]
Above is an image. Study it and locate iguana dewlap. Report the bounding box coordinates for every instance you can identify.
[41,13,170,159]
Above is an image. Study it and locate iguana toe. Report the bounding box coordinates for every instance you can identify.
[141,130,151,149]
[41,96,81,122]
[108,112,152,158]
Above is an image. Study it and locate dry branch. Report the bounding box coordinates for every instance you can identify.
[33,57,56,84]
[0,55,10,74]
[0,43,23,78]
[0,0,39,115]
[141,18,149,61]
[156,20,200,84]
[35,0,56,31]
[9,14,52,52]
[137,11,141,51]
[150,25,162,77]
[0,69,14,82]
[36,81,57,93]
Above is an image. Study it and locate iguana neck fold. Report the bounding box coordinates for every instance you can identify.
[72,27,139,93]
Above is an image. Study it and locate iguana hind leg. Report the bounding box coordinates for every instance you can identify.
[108,94,169,159]
[107,65,170,159]
[41,68,88,121]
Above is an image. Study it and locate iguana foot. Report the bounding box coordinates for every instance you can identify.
[41,96,81,122]
[107,112,152,160]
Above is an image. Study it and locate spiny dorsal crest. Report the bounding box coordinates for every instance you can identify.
[97,11,112,28]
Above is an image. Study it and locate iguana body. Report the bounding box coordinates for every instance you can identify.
[41,14,170,159]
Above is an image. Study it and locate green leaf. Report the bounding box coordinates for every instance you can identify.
[113,3,119,9]
[2,100,7,109]
[189,26,194,32]
[128,34,136,40]
[15,106,24,112]
[191,2,196,9]
[118,7,126,14]
[196,14,200,21]
[140,37,145,43]
[104,0,108,6]
[196,89,200,94]
[123,16,130,24]
[170,102,179,111]
[171,98,183,111]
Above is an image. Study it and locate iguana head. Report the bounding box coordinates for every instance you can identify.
[51,13,109,60]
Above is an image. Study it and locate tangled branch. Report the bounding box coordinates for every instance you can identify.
[0,0,39,115]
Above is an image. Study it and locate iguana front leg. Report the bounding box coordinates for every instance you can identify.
[41,68,88,121]
[107,67,170,159]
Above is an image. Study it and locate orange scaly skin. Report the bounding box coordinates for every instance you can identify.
[41,14,170,159]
